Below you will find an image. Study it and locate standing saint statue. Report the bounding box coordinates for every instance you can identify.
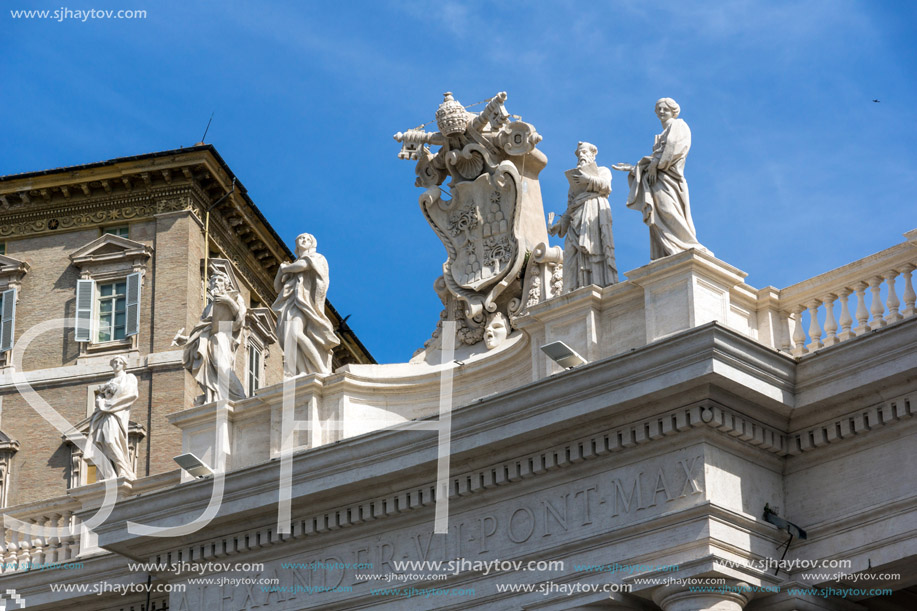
[271,233,339,377]
[174,271,247,403]
[612,98,709,260]
[88,356,138,480]
[548,142,618,292]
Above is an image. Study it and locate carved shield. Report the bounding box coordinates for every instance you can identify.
[421,159,526,320]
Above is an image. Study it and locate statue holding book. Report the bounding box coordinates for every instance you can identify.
[548,142,618,292]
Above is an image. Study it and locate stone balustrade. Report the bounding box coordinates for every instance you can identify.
[0,495,81,573]
[775,229,917,356]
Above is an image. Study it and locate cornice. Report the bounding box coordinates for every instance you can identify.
[90,323,914,561]
[786,389,916,457]
[0,187,195,239]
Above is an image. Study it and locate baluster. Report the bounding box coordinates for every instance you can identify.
[58,514,72,562]
[822,294,838,346]
[46,514,61,565]
[778,311,792,352]
[7,529,19,572]
[66,514,80,560]
[837,288,854,341]
[883,270,901,324]
[17,522,31,571]
[868,276,886,328]
[806,300,823,351]
[29,517,43,569]
[55,513,70,563]
[0,525,6,574]
[901,264,916,318]
[854,282,870,333]
[791,305,807,356]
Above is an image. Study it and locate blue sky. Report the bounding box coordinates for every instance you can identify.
[3,1,915,363]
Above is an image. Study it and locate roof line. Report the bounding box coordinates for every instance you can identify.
[1,144,376,362]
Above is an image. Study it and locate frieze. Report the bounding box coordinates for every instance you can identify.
[152,400,784,579]
[168,454,705,610]
[0,190,194,238]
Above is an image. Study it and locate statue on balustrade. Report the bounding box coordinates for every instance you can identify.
[174,270,247,403]
[548,142,618,292]
[271,233,339,376]
[394,91,552,357]
[612,98,710,260]
[88,356,138,479]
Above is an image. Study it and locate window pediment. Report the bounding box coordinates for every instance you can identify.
[0,430,19,454]
[0,254,30,291]
[247,307,277,346]
[69,234,152,278]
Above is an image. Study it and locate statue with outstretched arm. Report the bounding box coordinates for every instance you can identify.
[612,98,710,260]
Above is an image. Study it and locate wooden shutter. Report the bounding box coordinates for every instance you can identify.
[125,272,141,337]
[0,288,15,352]
[75,279,95,342]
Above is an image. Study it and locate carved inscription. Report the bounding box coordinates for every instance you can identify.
[172,456,704,610]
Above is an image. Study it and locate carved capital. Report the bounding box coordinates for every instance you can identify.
[653,580,754,611]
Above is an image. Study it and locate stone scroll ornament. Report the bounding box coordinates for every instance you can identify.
[395,92,556,354]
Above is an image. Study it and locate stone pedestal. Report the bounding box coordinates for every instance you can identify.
[69,478,135,557]
[626,249,753,344]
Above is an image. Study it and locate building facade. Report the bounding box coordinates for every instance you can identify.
[0,148,915,611]
[0,145,372,518]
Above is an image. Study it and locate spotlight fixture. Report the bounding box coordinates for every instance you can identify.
[540,341,587,369]
[174,452,214,478]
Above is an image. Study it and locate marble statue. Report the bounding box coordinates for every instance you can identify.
[395,91,551,356]
[175,271,247,403]
[88,356,138,479]
[271,233,339,376]
[612,98,709,260]
[548,142,618,292]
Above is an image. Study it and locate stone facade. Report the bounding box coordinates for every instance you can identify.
[0,146,374,507]
[1,146,915,611]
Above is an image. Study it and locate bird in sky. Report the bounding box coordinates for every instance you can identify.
[873,99,881,103]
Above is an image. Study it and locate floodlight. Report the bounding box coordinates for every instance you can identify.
[763,505,807,539]
[540,341,587,369]
[174,453,214,478]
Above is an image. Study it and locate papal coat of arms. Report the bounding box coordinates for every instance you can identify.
[395,92,560,357]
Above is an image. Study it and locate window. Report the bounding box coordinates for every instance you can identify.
[0,288,15,354]
[247,342,263,396]
[0,243,5,255]
[0,254,27,360]
[97,280,127,342]
[75,273,141,344]
[0,427,19,508]
[102,226,130,238]
[69,234,150,356]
